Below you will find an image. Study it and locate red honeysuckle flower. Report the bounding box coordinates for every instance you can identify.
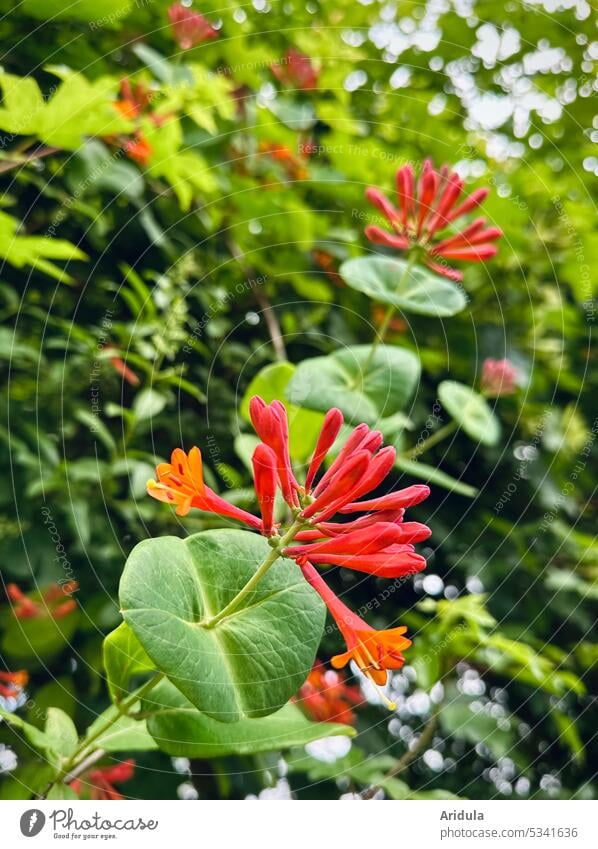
[168,3,218,50]
[299,561,410,695]
[249,397,300,507]
[305,408,344,491]
[71,759,135,801]
[114,78,153,120]
[252,443,278,536]
[287,521,430,577]
[124,134,153,166]
[365,160,501,281]
[6,582,79,620]
[0,669,28,699]
[6,583,38,619]
[339,484,430,513]
[271,48,318,90]
[110,356,140,387]
[481,358,517,397]
[296,661,362,725]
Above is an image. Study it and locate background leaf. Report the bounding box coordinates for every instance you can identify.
[286,344,420,424]
[144,679,354,757]
[340,256,468,317]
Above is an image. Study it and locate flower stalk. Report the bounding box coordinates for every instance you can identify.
[361,252,418,377]
[202,516,306,629]
[40,673,163,799]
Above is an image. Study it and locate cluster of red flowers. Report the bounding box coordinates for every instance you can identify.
[148,397,431,694]
[71,759,135,801]
[271,49,319,90]
[168,3,218,50]
[6,582,78,620]
[365,160,502,281]
[0,669,28,699]
[481,357,517,397]
[296,661,362,725]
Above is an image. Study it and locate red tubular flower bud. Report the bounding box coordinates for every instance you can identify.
[313,423,370,496]
[426,173,464,235]
[431,218,488,252]
[340,484,430,513]
[302,451,371,519]
[110,356,140,387]
[364,226,410,250]
[309,547,427,578]
[446,187,489,222]
[305,407,343,491]
[416,163,439,236]
[339,445,396,504]
[314,509,405,537]
[394,521,432,543]
[272,49,318,90]
[100,759,136,785]
[436,244,498,261]
[168,3,218,50]
[6,584,25,602]
[396,164,415,227]
[365,187,400,225]
[481,358,517,397]
[288,522,402,559]
[249,397,299,507]
[52,600,77,619]
[252,443,278,535]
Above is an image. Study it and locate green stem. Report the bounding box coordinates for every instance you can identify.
[402,420,457,461]
[40,673,163,798]
[361,253,418,377]
[203,518,304,628]
[0,144,60,174]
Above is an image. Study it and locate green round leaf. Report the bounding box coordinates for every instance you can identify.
[120,529,325,722]
[286,344,420,425]
[44,708,78,759]
[144,679,354,758]
[339,256,468,317]
[132,388,167,421]
[438,380,501,446]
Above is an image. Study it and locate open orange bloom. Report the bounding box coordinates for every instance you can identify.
[124,134,153,166]
[147,446,262,529]
[331,624,411,686]
[0,669,28,699]
[299,561,411,690]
